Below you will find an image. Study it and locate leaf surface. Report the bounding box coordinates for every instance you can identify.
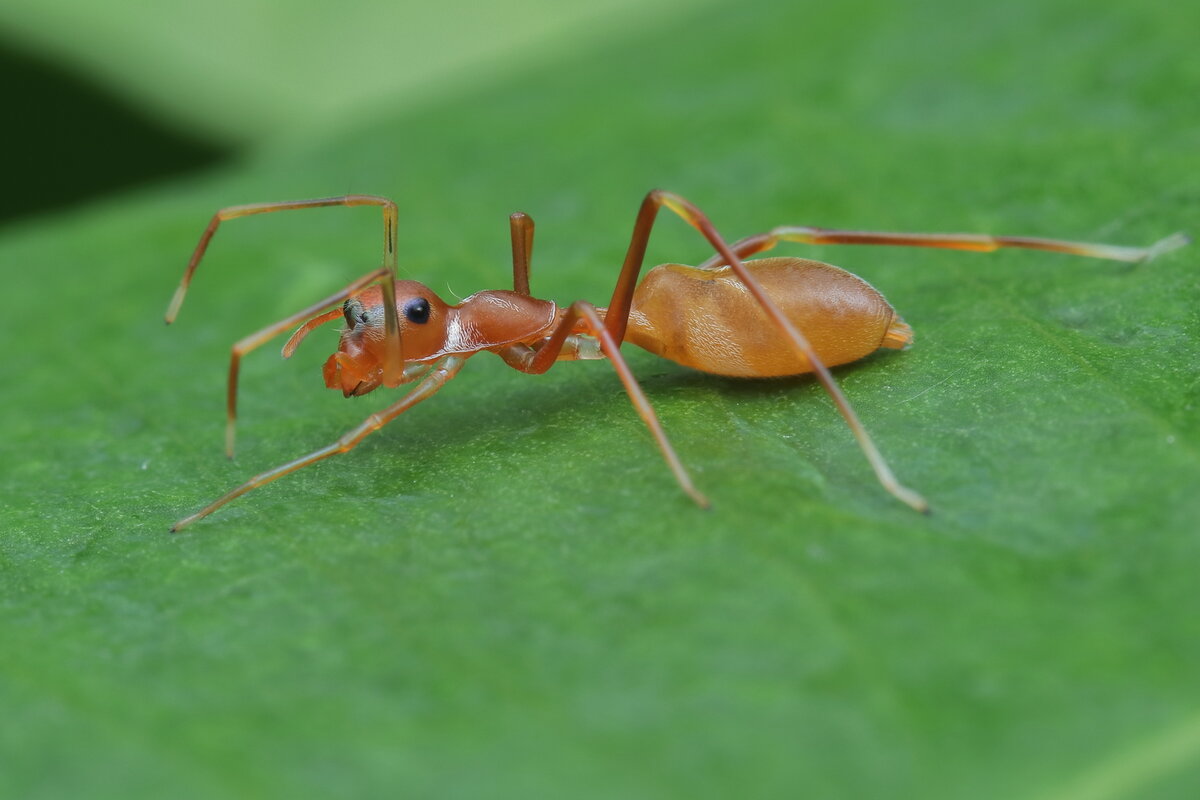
[2,2,1199,798]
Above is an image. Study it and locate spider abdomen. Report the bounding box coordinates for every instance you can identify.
[625,257,912,377]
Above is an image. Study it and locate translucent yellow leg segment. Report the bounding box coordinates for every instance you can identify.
[696,225,1190,269]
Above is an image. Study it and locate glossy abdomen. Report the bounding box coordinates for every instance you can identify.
[625,257,911,377]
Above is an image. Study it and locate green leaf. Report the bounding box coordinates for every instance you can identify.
[0,0,700,143]
[2,1,1199,798]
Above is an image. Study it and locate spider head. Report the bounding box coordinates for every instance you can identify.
[284,280,451,398]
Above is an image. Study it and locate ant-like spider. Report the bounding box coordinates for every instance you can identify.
[165,190,1187,531]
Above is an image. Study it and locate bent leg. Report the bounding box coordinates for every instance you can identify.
[606,190,928,513]
[223,266,388,458]
[166,194,405,386]
[172,356,466,532]
[502,301,709,509]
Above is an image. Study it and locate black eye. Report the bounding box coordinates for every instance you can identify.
[404,298,431,324]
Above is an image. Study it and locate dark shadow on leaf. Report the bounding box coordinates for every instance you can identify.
[0,37,228,226]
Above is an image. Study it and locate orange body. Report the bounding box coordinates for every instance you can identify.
[312,257,911,394]
[626,257,911,377]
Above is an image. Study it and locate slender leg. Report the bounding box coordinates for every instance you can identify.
[510,212,535,295]
[607,190,928,513]
[695,225,1190,269]
[223,267,388,459]
[501,301,709,509]
[171,356,466,532]
[165,195,405,387]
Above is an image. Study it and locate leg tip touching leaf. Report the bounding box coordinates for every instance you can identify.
[1143,232,1191,262]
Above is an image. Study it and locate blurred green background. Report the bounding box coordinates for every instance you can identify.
[1,0,1198,798]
